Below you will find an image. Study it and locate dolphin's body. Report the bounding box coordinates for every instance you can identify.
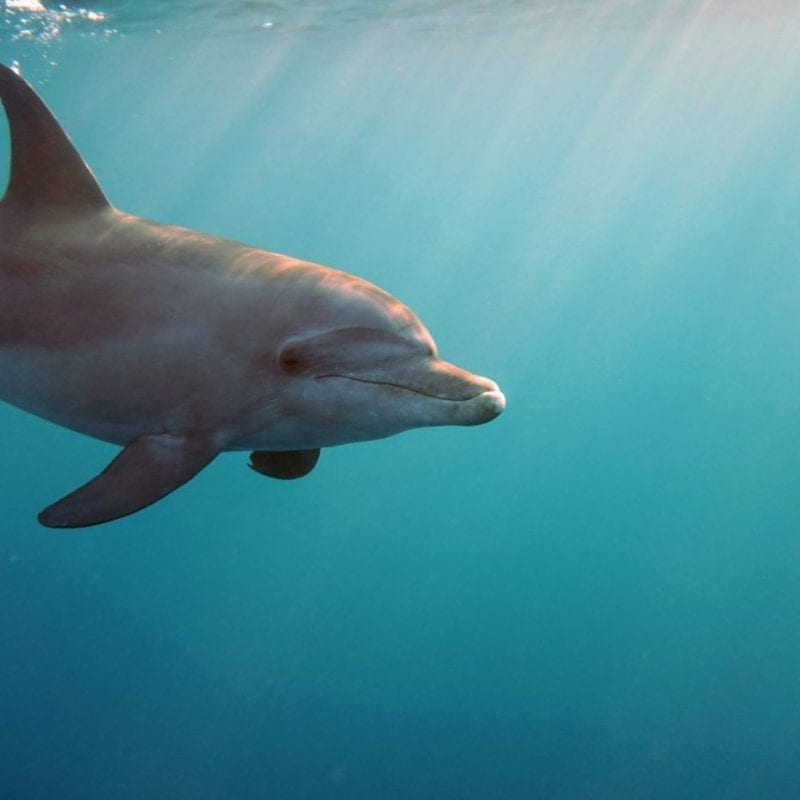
[0,64,504,528]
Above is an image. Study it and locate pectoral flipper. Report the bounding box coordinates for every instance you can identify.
[39,433,219,528]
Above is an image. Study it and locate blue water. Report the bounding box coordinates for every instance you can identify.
[2,2,800,798]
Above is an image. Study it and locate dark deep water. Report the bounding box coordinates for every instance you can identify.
[1,1,800,798]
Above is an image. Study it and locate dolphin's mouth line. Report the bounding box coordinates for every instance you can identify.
[315,374,483,402]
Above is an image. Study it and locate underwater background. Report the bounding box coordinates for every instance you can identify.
[1,1,799,797]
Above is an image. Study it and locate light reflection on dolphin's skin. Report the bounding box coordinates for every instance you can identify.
[0,64,505,529]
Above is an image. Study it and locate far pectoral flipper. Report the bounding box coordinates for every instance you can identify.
[248,449,321,480]
[38,434,219,528]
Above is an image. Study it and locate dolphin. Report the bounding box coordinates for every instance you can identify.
[0,64,505,529]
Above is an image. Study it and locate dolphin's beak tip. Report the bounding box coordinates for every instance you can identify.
[464,377,505,425]
[483,387,506,418]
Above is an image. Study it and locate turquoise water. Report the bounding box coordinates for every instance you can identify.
[2,1,800,797]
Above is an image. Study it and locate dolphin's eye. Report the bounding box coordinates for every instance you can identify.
[278,346,307,373]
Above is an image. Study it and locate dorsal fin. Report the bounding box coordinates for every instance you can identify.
[0,63,109,214]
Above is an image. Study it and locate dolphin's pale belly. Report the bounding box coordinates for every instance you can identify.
[0,332,258,446]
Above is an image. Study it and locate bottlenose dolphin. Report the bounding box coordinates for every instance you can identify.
[0,64,504,528]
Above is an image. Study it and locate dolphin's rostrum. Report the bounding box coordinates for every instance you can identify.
[0,64,505,528]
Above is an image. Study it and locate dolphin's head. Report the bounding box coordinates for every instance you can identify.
[246,264,505,450]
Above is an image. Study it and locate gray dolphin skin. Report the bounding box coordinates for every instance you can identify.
[0,64,505,528]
